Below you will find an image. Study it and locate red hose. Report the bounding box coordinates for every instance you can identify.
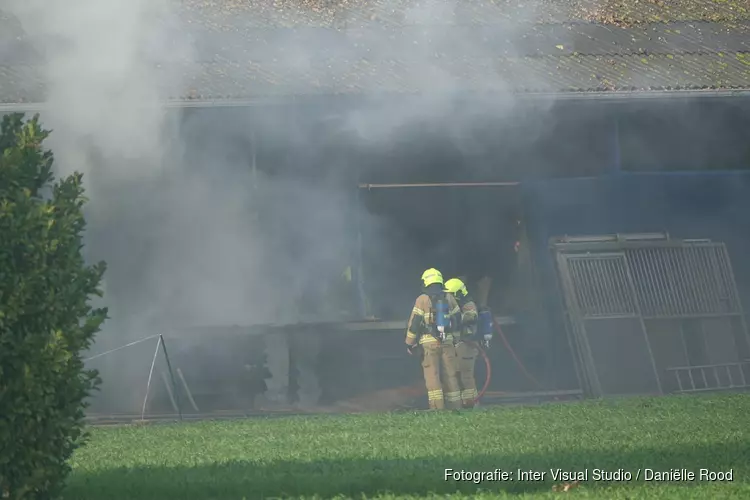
[471,341,492,404]
[469,320,544,405]
[494,321,543,389]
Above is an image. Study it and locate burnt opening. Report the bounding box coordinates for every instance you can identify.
[359,185,524,318]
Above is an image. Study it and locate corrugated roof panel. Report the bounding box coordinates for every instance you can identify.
[174,52,750,98]
[2,2,750,105]
[178,21,750,67]
[3,52,749,104]
[178,0,750,29]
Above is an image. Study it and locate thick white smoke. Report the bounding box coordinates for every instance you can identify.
[4,0,194,346]
[6,0,190,176]
[3,0,567,412]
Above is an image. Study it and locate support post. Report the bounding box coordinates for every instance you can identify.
[622,257,663,395]
[161,371,179,413]
[159,334,183,421]
[140,336,162,421]
[354,179,369,318]
[177,368,200,412]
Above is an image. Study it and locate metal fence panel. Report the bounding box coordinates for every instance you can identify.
[565,253,636,317]
[627,245,740,318]
[560,243,741,320]
[552,236,749,398]
[556,251,661,397]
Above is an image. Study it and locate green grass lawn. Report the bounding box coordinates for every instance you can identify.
[66,394,749,499]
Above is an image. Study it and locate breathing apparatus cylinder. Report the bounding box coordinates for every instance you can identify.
[435,297,449,342]
[478,308,493,348]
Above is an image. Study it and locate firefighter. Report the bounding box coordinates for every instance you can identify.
[444,278,480,408]
[405,268,463,410]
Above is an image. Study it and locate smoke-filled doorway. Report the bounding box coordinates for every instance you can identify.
[352,182,563,401]
[357,183,528,321]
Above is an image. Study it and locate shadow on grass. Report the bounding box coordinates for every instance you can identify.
[65,441,746,500]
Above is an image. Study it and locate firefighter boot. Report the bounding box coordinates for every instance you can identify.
[421,343,445,409]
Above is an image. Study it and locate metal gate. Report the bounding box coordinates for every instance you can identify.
[552,233,750,398]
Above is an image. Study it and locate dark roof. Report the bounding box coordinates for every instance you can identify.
[1,0,750,106]
[178,0,750,27]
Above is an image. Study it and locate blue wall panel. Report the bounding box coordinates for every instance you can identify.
[524,171,750,297]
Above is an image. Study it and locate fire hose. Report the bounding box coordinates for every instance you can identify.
[398,320,543,408]
[470,320,543,405]
[470,340,492,404]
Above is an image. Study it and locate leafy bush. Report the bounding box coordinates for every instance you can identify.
[0,113,107,499]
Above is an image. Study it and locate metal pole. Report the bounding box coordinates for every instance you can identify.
[177,368,200,412]
[557,253,602,398]
[358,182,520,189]
[84,334,160,362]
[159,334,183,421]
[622,256,664,395]
[553,254,588,397]
[354,163,369,318]
[140,337,162,421]
[161,371,179,413]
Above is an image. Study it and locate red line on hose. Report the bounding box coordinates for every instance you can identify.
[494,322,543,390]
[471,320,544,404]
[472,341,493,403]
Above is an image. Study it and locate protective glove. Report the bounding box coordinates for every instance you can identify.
[406,344,417,356]
[483,334,492,348]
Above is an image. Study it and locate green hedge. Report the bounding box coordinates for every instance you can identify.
[0,113,108,499]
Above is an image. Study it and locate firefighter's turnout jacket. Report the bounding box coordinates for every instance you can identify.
[454,296,480,408]
[405,283,462,409]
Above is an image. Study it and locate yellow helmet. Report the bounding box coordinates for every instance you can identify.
[421,268,444,287]
[444,278,468,298]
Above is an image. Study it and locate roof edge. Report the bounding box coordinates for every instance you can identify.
[2,89,750,113]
